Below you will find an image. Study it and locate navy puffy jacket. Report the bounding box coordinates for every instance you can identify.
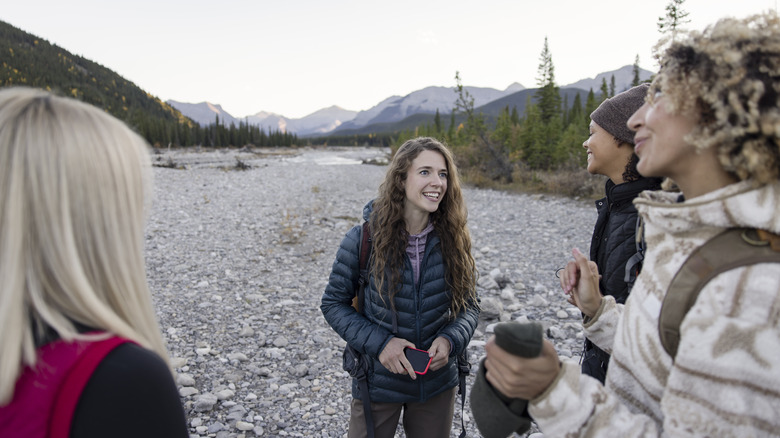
[320,203,479,403]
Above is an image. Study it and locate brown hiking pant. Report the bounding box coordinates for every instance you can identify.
[347,387,457,438]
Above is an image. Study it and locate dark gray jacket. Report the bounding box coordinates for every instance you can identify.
[320,203,479,403]
[584,177,660,382]
[590,178,660,303]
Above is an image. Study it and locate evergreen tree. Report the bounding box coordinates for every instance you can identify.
[447,110,456,142]
[433,109,442,135]
[609,75,616,97]
[492,106,514,149]
[599,78,609,102]
[658,0,690,40]
[510,106,520,125]
[584,88,598,127]
[569,93,584,128]
[453,71,513,182]
[534,37,561,123]
[632,54,642,86]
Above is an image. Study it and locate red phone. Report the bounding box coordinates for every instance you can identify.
[404,347,432,375]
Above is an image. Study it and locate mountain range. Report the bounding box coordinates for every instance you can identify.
[1,17,653,140]
[167,66,652,137]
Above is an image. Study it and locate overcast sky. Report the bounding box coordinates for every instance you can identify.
[3,0,776,118]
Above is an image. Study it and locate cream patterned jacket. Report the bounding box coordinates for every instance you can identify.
[529,181,780,437]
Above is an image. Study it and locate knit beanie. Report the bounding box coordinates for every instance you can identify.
[590,83,650,145]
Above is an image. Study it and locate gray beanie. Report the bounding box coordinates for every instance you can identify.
[590,83,650,145]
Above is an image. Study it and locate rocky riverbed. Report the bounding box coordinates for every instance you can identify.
[145,147,596,437]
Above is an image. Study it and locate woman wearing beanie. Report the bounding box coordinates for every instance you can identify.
[576,83,661,383]
[481,12,780,436]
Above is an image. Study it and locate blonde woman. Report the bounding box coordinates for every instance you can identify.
[321,137,479,438]
[483,12,780,437]
[0,87,187,437]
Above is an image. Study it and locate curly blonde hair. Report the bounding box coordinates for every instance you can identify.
[369,137,477,316]
[650,12,780,184]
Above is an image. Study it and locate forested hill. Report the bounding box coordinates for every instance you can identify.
[0,20,298,147]
[0,21,190,127]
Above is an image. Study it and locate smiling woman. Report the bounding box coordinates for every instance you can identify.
[481,11,780,438]
[575,83,661,383]
[320,137,479,438]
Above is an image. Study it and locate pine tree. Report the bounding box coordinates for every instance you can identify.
[453,71,513,182]
[447,110,456,142]
[433,109,442,134]
[658,0,690,40]
[585,88,598,126]
[569,93,584,128]
[535,37,561,123]
[599,78,609,102]
[609,75,616,97]
[632,55,642,86]
[492,106,514,149]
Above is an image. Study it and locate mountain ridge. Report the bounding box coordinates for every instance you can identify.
[169,65,652,136]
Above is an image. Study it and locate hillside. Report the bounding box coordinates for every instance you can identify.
[0,20,193,139]
[0,20,301,147]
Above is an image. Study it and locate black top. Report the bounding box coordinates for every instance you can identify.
[70,342,189,438]
[589,177,661,304]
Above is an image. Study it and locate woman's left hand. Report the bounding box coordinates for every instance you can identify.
[428,336,451,371]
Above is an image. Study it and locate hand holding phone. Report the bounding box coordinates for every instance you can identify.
[404,347,432,375]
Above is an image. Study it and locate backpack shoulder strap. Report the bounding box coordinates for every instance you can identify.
[353,221,375,438]
[659,228,780,360]
[352,221,372,313]
[50,336,133,438]
[358,221,371,280]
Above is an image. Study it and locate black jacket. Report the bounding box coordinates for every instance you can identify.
[590,177,661,304]
[584,177,660,382]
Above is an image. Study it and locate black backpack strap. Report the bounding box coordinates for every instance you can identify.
[356,221,375,438]
[354,221,372,312]
[357,372,374,438]
[456,352,470,438]
[624,216,645,288]
[659,228,780,359]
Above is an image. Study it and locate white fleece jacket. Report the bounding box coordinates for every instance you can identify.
[529,180,780,437]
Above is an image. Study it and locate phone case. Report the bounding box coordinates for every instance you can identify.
[404,347,432,375]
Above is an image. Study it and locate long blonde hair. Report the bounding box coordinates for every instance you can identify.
[0,87,170,404]
[369,137,477,316]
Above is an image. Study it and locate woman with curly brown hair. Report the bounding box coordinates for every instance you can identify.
[321,137,479,438]
[481,12,780,437]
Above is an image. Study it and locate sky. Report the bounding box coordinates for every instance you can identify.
[2,0,777,119]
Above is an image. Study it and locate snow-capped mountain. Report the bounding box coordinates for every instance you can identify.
[244,111,287,133]
[169,65,654,136]
[333,84,523,133]
[562,65,654,94]
[165,103,358,137]
[286,106,358,135]
[167,100,240,127]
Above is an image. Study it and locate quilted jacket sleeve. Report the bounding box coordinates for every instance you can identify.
[320,225,394,358]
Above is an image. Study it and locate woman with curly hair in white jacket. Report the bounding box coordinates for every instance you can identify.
[482,12,780,437]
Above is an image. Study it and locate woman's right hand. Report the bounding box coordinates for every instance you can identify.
[379,337,417,379]
[560,248,603,318]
